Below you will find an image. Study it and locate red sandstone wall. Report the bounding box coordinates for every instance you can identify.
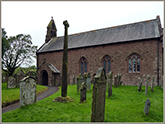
[37,39,163,86]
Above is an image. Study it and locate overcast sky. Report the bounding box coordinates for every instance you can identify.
[1,1,164,67]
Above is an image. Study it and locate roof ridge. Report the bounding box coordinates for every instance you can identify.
[68,18,157,36]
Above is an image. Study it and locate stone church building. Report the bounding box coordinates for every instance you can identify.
[36,16,163,86]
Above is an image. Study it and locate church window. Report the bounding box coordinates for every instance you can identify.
[103,55,111,74]
[128,54,141,73]
[79,57,88,74]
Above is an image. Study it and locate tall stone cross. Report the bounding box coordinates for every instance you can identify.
[61,20,69,97]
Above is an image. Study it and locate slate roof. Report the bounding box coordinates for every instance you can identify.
[37,17,162,54]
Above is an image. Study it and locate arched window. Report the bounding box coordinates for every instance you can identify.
[102,55,111,74]
[128,54,141,73]
[79,57,88,74]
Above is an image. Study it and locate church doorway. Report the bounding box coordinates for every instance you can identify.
[42,70,48,85]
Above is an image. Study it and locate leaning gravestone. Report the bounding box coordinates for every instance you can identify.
[80,82,87,103]
[114,75,118,87]
[77,74,84,93]
[151,76,154,92]
[144,98,150,116]
[145,75,150,95]
[138,77,141,91]
[108,71,113,98]
[7,76,16,88]
[20,76,36,107]
[91,67,107,122]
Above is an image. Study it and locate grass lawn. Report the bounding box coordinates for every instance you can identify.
[2,84,163,122]
[2,82,47,106]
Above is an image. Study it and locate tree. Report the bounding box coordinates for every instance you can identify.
[2,32,38,76]
[2,28,10,59]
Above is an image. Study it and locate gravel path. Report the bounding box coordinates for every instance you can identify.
[2,86,59,114]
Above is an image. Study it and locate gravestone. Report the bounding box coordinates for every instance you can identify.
[144,98,150,116]
[73,75,75,85]
[118,74,122,86]
[138,77,141,91]
[80,82,87,103]
[151,76,154,92]
[20,76,36,107]
[141,74,145,86]
[17,69,25,87]
[77,74,84,93]
[91,67,107,122]
[138,74,145,91]
[114,75,118,87]
[26,71,34,77]
[7,76,16,88]
[86,73,91,91]
[145,75,150,95]
[108,71,113,98]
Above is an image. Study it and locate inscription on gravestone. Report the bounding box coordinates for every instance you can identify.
[91,67,107,122]
[20,76,36,107]
[7,76,16,88]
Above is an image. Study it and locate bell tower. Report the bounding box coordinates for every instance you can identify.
[45,17,57,43]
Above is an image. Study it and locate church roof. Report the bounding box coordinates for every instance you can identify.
[47,64,60,73]
[37,16,162,54]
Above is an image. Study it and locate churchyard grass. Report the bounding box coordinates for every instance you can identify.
[2,83,47,105]
[2,84,163,122]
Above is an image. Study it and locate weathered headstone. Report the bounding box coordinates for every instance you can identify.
[145,75,150,95]
[80,82,87,103]
[7,76,16,88]
[144,98,150,116]
[73,75,75,85]
[20,76,36,107]
[26,71,34,77]
[86,73,91,91]
[77,74,84,93]
[108,71,113,98]
[118,73,122,86]
[138,74,145,91]
[151,76,154,92]
[114,75,118,87]
[138,77,141,91]
[91,67,107,122]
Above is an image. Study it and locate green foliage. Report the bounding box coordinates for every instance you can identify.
[1,30,38,76]
[1,28,10,59]
[2,85,163,122]
[2,83,47,105]
[13,65,37,77]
